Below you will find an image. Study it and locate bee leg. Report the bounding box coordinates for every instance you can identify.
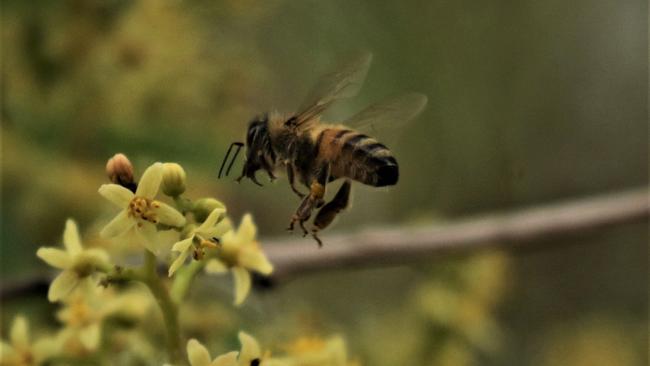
[286,163,330,239]
[312,180,352,243]
[299,219,310,237]
[311,232,323,247]
[287,164,306,198]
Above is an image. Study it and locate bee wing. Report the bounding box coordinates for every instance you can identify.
[293,52,373,128]
[343,93,428,138]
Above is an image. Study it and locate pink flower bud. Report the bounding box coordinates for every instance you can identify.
[106,153,135,190]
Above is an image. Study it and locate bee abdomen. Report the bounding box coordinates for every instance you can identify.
[340,133,399,187]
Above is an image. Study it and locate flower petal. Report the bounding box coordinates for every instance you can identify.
[0,341,14,359]
[196,208,226,232]
[232,267,251,306]
[153,201,186,227]
[32,336,62,363]
[10,315,29,349]
[79,249,111,272]
[239,249,273,275]
[48,270,79,302]
[238,214,257,241]
[238,331,261,364]
[172,237,194,253]
[98,184,134,207]
[79,323,101,350]
[211,351,238,366]
[168,250,190,277]
[100,210,134,238]
[187,339,212,366]
[36,248,72,269]
[200,218,232,240]
[135,162,163,199]
[134,223,160,254]
[63,219,83,255]
[204,259,228,274]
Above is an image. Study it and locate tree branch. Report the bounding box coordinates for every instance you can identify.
[1,187,647,299]
[263,187,649,284]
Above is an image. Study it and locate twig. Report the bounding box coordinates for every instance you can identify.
[1,187,647,298]
[263,187,649,283]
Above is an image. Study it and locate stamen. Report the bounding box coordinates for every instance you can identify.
[200,239,219,249]
[128,196,159,224]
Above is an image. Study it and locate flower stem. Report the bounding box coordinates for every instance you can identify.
[173,195,195,215]
[170,260,206,304]
[141,250,183,364]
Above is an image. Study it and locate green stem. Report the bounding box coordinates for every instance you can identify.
[141,251,183,364]
[173,195,195,215]
[102,253,184,363]
[170,260,206,304]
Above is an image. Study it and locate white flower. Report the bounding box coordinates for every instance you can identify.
[98,162,186,254]
[204,214,273,305]
[168,208,231,276]
[36,219,111,302]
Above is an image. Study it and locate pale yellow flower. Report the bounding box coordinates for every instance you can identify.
[237,331,266,366]
[98,162,186,254]
[0,315,60,366]
[36,219,111,302]
[417,281,501,353]
[168,208,231,277]
[56,282,152,353]
[185,332,283,366]
[186,338,238,366]
[204,214,273,305]
[279,336,352,366]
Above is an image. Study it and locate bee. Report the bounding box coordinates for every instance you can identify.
[218,53,427,246]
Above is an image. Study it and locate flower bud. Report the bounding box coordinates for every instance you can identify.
[106,153,135,191]
[161,162,187,196]
[193,198,226,222]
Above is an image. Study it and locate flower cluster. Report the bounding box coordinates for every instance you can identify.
[181,332,357,366]
[2,153,359,366]
[96,155,274,305]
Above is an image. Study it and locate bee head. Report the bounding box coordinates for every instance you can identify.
[237,115,276,186]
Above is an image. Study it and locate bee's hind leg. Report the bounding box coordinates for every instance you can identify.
[311,180,352,246]
[286,163,330,238]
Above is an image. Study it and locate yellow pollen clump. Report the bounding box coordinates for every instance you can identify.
[127,197,159,224]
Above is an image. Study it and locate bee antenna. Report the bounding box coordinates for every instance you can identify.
[218,142,244,178]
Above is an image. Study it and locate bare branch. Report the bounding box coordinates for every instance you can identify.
[264,187,649,283]
[1,187,647,299]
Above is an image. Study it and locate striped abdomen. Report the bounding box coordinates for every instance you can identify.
[317,128,398,187]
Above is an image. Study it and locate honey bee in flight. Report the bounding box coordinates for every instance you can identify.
[218,53,427,246]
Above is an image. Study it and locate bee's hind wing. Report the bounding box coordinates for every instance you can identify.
[344,92,428,139]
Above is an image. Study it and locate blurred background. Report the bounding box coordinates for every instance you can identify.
[1,0,647,365]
